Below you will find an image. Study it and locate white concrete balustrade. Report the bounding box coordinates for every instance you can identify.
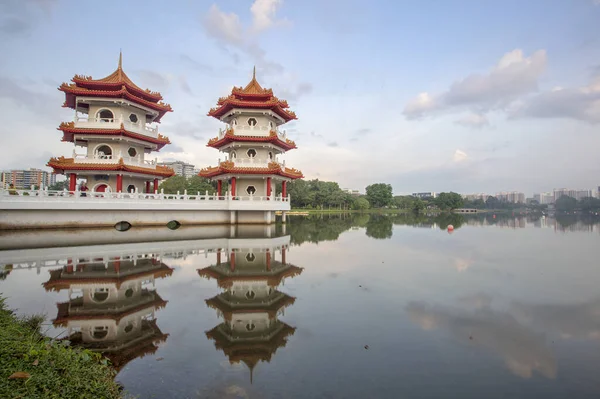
[219,125,289,141]
[71,150,158,168]
[223,157,285,168]
[74,116,159,138]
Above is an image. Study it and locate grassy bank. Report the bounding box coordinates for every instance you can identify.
[290,208,411,214]
[0,297,121,399]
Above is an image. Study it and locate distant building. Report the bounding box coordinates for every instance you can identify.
[1,168,56,189]
[343,188,361,196]
[533,192,554,205]
[553,188,593,202]
[157,161,196,178]
[463,193,489,201]
[412,192,437,199]
[495,191,525,204]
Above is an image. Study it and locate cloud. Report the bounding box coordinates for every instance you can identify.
[507,75,600,124]
[404,49,547,119]
[457,293,493,309]
[250,0,289,32]
[179,76,193,96]
[455,112,489,128]
[453,149,468,163]
[164,144,185,153]
[327,141,339,147]
[201,1,288,74]
[179,54,214,73]
[277,82,313,101]
[0,0,57,37]
[406,301,557,379]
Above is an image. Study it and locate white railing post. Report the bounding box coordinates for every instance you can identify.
[160,188,164,200]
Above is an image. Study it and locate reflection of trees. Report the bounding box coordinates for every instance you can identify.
[406,301,557,379]
[287,214,358,245]
[434,213,465,230]
[365,215,393,239]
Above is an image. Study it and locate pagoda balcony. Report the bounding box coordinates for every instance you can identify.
[74,115,159,138]
[72,150,159,169]
[222,157,285,168]
[221,125,290,141]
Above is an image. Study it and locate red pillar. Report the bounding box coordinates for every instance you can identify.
[114,257,121,273]
[153,178,159,193]
[217,180,222,197]
[266,250,271,271]
[281,247,286,265]
[66,258,74,274]
[216,249,221,265]
[266,177,272,198]
[231,177,236,197]
[69,173,77,192]
[230,252,236,271]
[282,181,287,197]
[145,181,150,193]
[116,174,123,193]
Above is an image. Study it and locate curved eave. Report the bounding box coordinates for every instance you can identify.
[46,157,175,178]
[71,78,163,102]
[59,85,173,122]
[198,165,303,180]
[207,135,296,152]
[59,124,171,150]
[208,102,297,123]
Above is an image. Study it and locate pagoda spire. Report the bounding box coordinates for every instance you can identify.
[118,50,123,79]
[252,65,256,80]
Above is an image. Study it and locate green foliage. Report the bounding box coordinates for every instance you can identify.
[365,183,393,208]
[0,297,121,398]
[48,180,68,191]
[578,197,600,213]
[555,195,578,212]
[286,179,354,210]
[365,215,393,239]
[434,192,464,210]
[353,197,370,210]
[159,176,219,195]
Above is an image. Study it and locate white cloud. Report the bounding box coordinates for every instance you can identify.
[404,49,547,119]
[202,1,288,74]
[455,112,489,128]
[453,149,468,163]
[250,0,289,32]
[508,74,600,124]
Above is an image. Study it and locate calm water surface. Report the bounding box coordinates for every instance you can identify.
[1,214,600,399]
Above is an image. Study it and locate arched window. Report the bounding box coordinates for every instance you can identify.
[230,151,237,159]
[92,326,109,340]
[247,149,256,158]
[231,118,238,126]
[97,109,114,122]
[268,151,273,160]
[247,118,257,126]
[127,185,136,193]
[91,288,109,302]
[125,288,134,298]
[246,323,256,331]
[95,145,112,159]
[124,324,134,333]
[246,186,256,195]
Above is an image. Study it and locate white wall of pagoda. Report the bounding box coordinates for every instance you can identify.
[228,312,271,334]
[228,114,280,136]
[67,309,151,343]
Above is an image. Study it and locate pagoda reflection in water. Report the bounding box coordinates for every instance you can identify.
[198,237,302,382]
[43,252,172,371]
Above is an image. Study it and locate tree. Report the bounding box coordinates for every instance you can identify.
[412,198,425,212]
[365,183,393,208]
[365,215,393,239]
[555,195,577,212]
[159,176,187,194]
[187,176,215,195]
[434,192,464,210]
[353,197,370,210]
[485,196,500,209]
[48,180,68,191]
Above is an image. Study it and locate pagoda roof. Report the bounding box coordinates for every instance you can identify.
[59,122,171,150]
[53,292,167,327]
[207,128,296,151]
[205,291,296,322]
[43,263,173,292]
[206,321,295,367]
[207,68,297,122]
[198,160,303,180]
[197,261,303,289]
[59,52,172,122]
[65,319,168,372]
[47,156,175,178]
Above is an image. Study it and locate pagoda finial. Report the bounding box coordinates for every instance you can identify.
[118,49,123,69]
[252,65,256,80]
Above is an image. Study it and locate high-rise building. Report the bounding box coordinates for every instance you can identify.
[495,191,525,204]
[553,188,593,202]
[412,192,437,199]
[463,193,489,201]
[533,192,554,204]
[156,160,197,178]
[1,168,56,189]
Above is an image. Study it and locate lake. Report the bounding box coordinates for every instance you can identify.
[1,213,599,399]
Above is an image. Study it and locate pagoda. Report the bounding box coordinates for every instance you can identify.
[199,68,303,200]
[47,52,175,194]
[44,254,172,371]
[198,239,302,382]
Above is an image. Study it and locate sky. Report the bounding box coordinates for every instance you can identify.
[0,0,599,196]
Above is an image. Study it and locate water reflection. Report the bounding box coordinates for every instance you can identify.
[43,250,172,371]
[198,237,302,382]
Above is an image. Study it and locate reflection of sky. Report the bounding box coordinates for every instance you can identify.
[1,221,600,398]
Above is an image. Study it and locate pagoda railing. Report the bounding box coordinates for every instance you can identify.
[72,151,158,168]
[74,116,159,138]
[222,125,289,141]
[0,188,290,203]
[223,157,285,168]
